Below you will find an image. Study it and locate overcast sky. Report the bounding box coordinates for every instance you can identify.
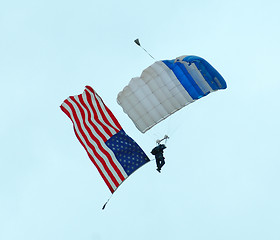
[1,0,280,239]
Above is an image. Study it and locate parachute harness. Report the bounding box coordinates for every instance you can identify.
[151,135,169,161]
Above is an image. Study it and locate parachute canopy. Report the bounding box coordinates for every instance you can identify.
[117,55,227,133]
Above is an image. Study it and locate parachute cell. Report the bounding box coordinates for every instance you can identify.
[117,55,227,133]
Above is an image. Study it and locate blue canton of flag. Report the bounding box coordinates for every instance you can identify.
[106,129,149,176]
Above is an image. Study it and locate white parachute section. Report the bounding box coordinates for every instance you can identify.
[117,60,195,133]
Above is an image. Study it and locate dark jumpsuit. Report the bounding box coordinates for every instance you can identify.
[151,144,166,172]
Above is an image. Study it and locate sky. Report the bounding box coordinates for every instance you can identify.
[1,0,280,239]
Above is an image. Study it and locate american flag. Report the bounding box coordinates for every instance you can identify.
[60,86,150,193]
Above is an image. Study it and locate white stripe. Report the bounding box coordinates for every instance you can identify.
[79,94,128,179]
[62,101,118,190]
[93,91,121,132]
[80,92,111,139]
[68,98,125,184]
[62,102,117,190]
[85,89,119,135]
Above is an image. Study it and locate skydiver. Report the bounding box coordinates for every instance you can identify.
[151,144,166,173]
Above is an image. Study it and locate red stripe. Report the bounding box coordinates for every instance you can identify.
[92,92,120,133]
[87,88,119,134]
[60,105,115,193]
[63,99,120,188]
[78,94,108,142]
[84,90,113,138]
[72,123,116,193]
[75,95,125,181]
[101,99,122,130]
[95,89,122,130]
[86,86,122,132]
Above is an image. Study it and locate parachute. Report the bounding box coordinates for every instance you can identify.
[117,55,227,133]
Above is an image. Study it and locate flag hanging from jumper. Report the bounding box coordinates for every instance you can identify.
[60,86,150,193]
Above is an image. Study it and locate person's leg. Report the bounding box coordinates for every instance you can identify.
[156,158,161,172]
[156,157,165,172]
[160,158,165,169]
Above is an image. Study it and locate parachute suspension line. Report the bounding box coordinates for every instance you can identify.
[134,38,155,60]
[165,108,186,140]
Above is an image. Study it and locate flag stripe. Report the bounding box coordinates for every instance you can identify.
[68,97,123,184]
[62,99,120,189]
[69,96,123,182]
[60,105,116,193]
[84,89,115,138]
[92,92,120,132]
[77,95,108,142]
[87,89,119,134]
[75,94,127,181]
[86,86,122,131]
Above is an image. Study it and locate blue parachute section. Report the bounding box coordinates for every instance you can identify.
[163,56,227,100]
